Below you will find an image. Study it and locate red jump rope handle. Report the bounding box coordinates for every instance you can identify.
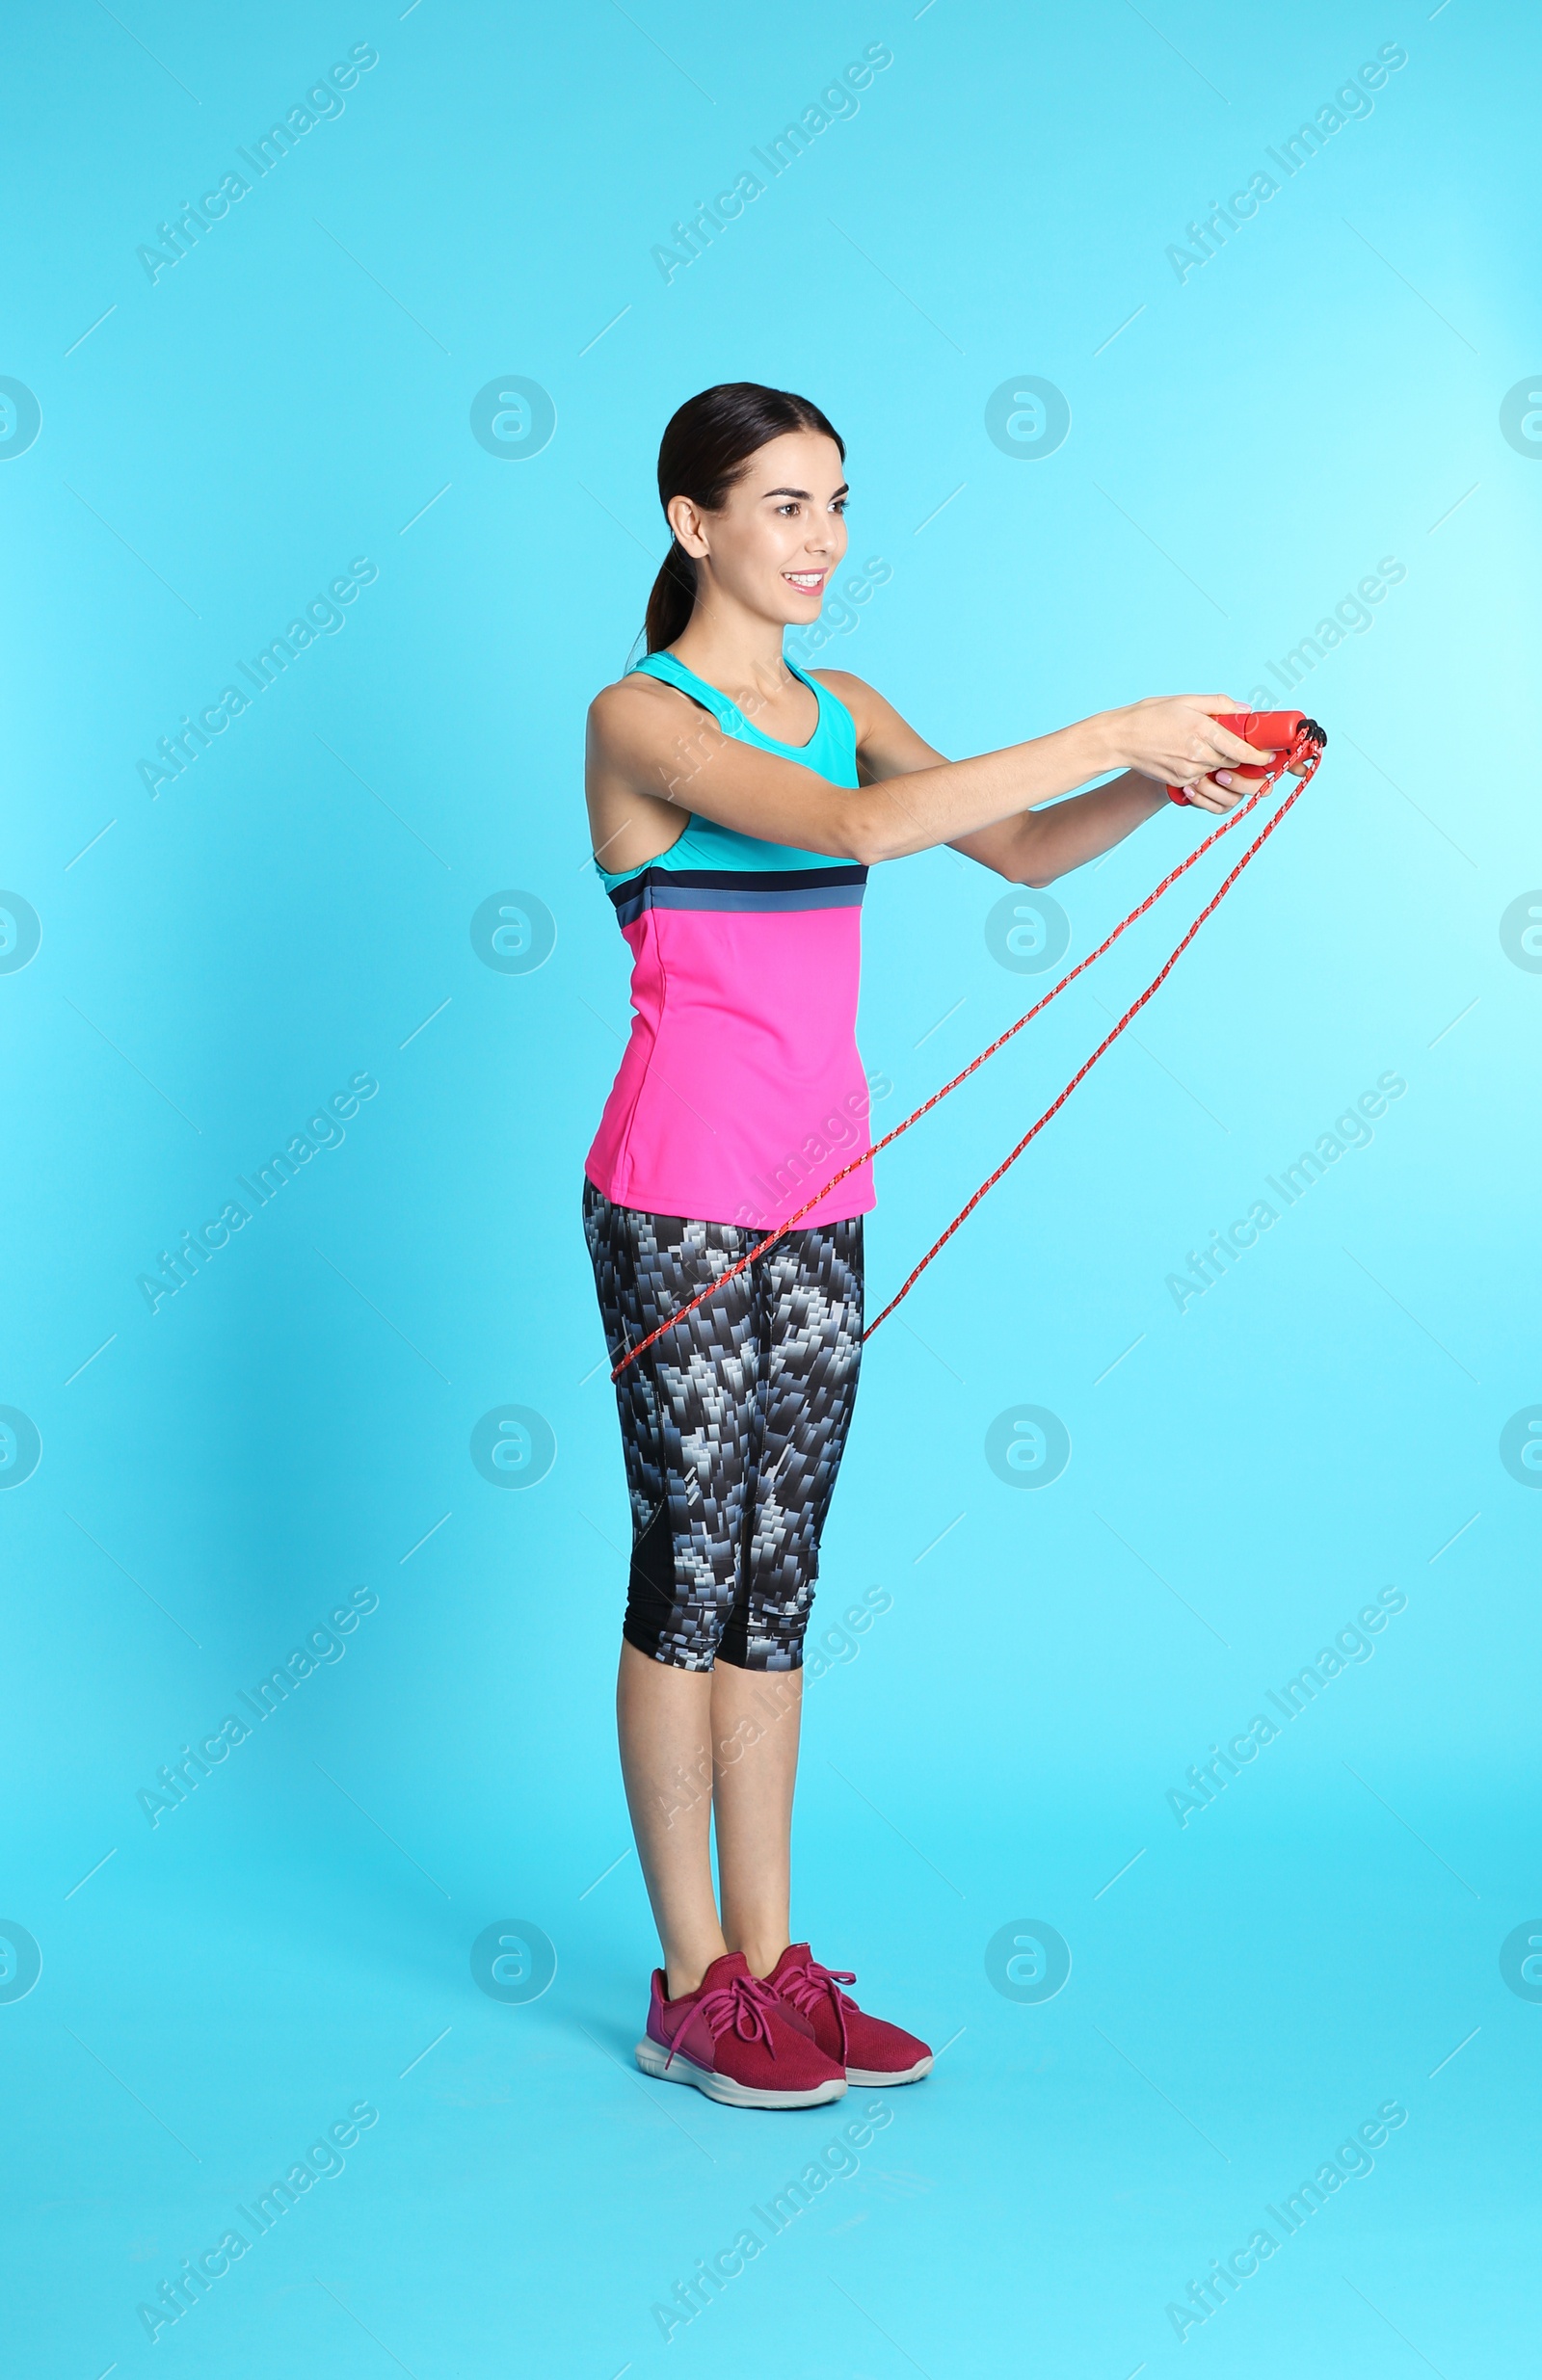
[1166,710,1326,805]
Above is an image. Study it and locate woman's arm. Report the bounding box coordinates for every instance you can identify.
[952,771,1173,886]
[584,667,1273,879]
[812,669,1178,885]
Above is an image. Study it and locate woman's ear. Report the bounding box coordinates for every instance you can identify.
[667,492,710,558]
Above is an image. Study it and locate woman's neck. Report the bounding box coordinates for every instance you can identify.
[669,589,793,713]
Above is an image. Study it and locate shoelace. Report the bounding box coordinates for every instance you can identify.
[777,1959,860,2065]
[668,1969,784,2070]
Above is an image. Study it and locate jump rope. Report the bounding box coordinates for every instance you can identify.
[611,710,1326,1382]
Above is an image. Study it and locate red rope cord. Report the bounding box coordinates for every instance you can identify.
[610,754,1314,1380]
[863,774,1305,1338]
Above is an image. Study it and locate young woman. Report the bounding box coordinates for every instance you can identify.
[583,383,1279,2109]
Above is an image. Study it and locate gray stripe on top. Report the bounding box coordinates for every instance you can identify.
[616,881,868,921]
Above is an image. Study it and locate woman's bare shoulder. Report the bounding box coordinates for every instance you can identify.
[806,667,885,729]
[587,667,686,749]
[805,666,873,701]
[807,668,946,779]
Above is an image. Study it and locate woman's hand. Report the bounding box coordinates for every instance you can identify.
[1181,745,1316,815]
[1104,696,1282,812]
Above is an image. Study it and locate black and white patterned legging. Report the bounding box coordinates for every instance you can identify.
[582,1178,864,1671]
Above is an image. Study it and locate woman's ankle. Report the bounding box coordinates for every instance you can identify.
[726,1935,790,1981]
[663,1940,728,2000]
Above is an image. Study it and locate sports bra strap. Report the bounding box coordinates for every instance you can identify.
[628,648,826,740]
[628,649,745,733]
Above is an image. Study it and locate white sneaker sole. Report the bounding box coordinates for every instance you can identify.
[846,2055,933,2086]
[635,2037,847,2108]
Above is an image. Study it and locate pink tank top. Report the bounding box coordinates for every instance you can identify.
[585,650,874,1230]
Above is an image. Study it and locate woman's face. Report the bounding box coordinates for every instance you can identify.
[668,431,849,627]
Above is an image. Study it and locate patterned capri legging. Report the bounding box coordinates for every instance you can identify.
[582,1178,864,1671]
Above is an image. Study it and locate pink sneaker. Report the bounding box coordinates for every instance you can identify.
[635,1951,848,2108]
[766,1944,933,2085]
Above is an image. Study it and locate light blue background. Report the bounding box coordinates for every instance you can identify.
[3,3,1537,2373]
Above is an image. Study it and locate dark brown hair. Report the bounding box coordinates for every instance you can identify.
[643,383,845,653]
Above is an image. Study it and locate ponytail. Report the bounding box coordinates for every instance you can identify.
[644,539,699,655]
[642,382,845,654]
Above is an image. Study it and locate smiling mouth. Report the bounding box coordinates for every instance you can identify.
[783,569,826,594]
